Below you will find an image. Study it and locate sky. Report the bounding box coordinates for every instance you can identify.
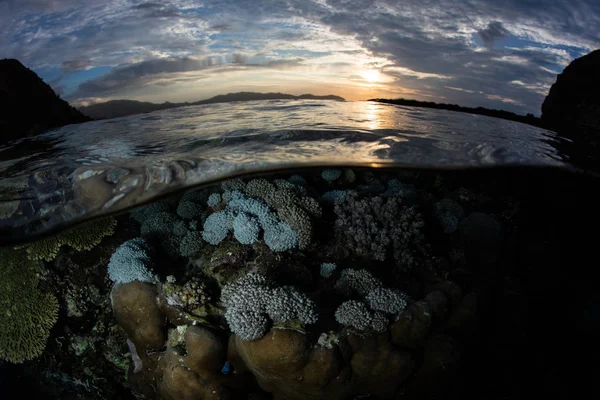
[1,0,598,115]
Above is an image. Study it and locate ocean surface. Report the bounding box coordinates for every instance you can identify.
[0,100,574,244]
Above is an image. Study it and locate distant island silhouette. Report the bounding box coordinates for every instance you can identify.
[78,92,345,120]
[369,98,548,129]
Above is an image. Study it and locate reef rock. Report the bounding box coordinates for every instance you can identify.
[0,59,91,144]
[541,49,600,146]
[110,281,166,352]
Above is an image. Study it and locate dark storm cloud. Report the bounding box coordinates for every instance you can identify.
[478,21,510,47]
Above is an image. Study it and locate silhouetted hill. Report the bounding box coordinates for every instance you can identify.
[542,49,600,144]
[190,92,345,105]
[78,99,188,120]
[0,59,91,144]
[540,49,600,170]
[79,92,345,120]
[369,98,548,129]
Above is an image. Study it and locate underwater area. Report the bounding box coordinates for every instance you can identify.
[1,155,599,399]
[2,0,600,398]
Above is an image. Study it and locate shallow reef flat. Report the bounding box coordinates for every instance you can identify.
[1,166,598,399]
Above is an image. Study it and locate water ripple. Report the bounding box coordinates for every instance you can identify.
[0,99,570,243]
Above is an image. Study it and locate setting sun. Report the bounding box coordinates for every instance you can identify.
[361,69,381,83]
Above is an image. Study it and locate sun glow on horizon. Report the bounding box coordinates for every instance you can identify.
[360,69,381,83]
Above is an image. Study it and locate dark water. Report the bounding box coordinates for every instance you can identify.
[1,101,598,399]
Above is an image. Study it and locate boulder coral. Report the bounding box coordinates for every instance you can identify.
[157,326,235,400]
[110,281,166,353]
[111,280,250,399]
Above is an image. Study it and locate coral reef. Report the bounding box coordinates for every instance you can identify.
[7,168,532,399]
[110,281,166,353]
[320,262,336,278]
[334,300,373,331]
[228,280,474,400]
[202,190,301,252]
[433,198,465,233]
[207,192,222,208]
[365,287,408,315]
[19,217,116,262]
[107,238,155,284]
[130,202,170,224]
[0,248,58,362]
[321,190,347,205]
[221,273,317,340]
[332,269,409,332]
[333,191,427,270]
[321,169,342,181]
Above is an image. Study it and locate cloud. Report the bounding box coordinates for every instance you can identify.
[62,59,92,71]
[70,54,310,98]
[445,86,475,94]
[383,66,451,80]
[477,21,510,47]
[72,56,218,97]
[1,0,598,114]
[486,94,523,105]
[231,53,248,64]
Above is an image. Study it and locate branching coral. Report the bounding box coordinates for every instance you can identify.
[176,199,204,219]
[139,203,204,258]
[130,202,170,224]
[365,287,408,315]
[242,178,321,249]
[320,262,336,278]
[333,191,427,270]
[221,273,317,340]
[179,230,204,257]
[321,169,342,182]
[333,268,410,332]
[20,217,116,262]
[140,211,180,237]
[107,238,155,284]
[232,212,261,245]
[334,300,372,331]
[207,193,222,208]
[202,191,299,252]
[334,268,382,297]
[201,177,321,251]
[0,248,58,363]
[202,210,233,245]
[322,190,348,205]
